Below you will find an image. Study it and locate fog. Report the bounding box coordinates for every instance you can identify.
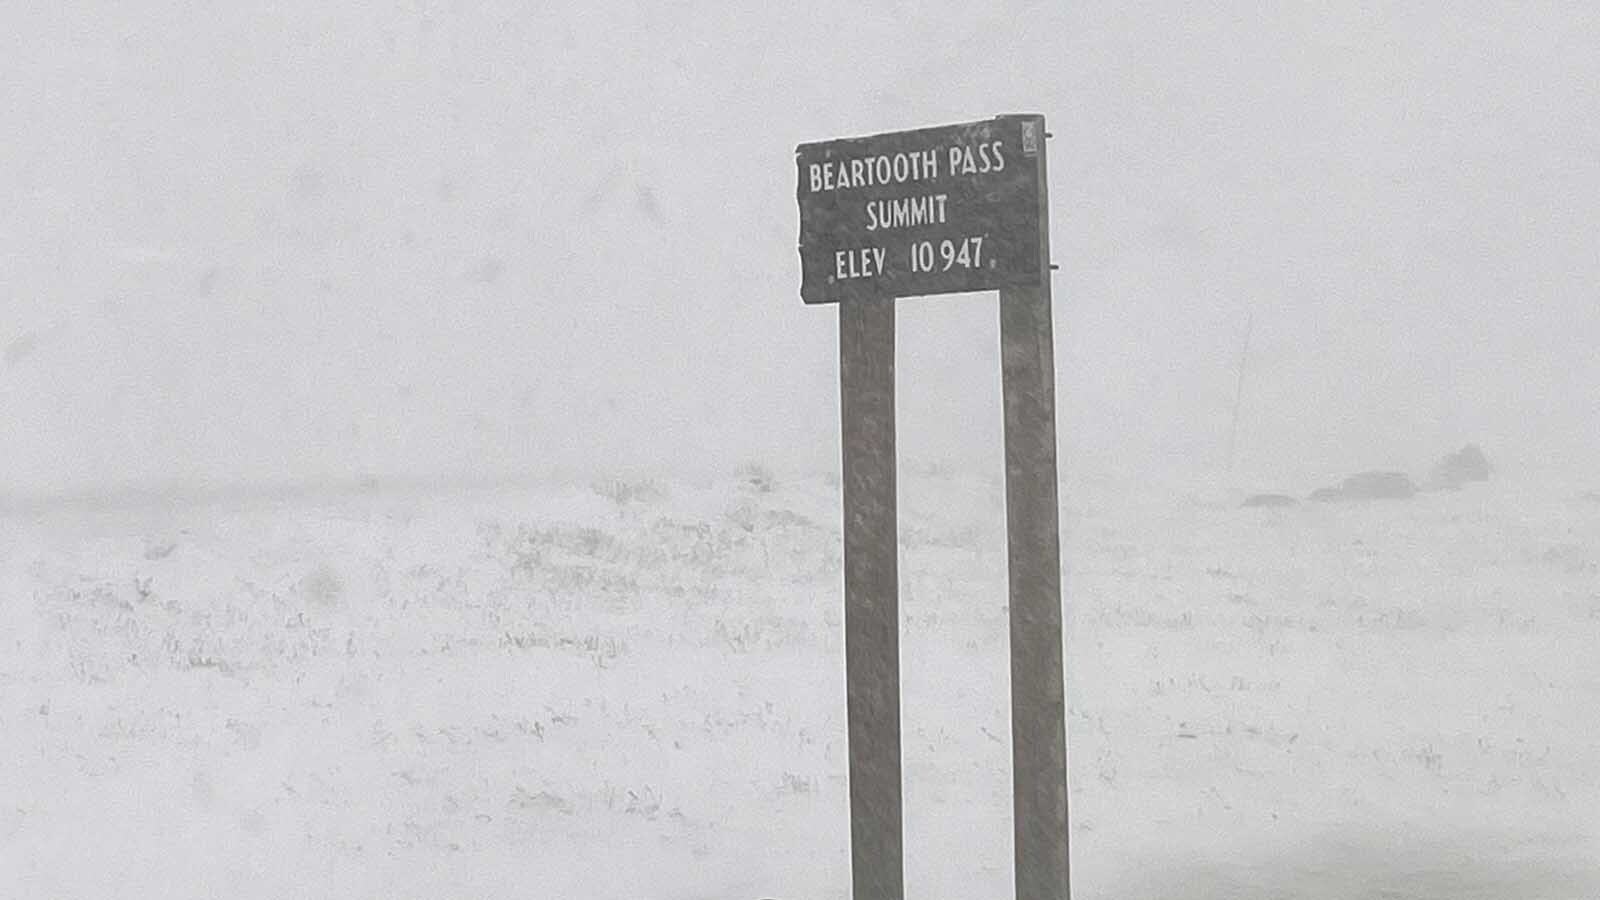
[6,2,1599,498]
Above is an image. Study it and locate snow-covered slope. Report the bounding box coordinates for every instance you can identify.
[3,472,1597,898]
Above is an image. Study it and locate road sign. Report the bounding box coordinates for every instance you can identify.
[797,115,1046,304]
[800,113,1069,900]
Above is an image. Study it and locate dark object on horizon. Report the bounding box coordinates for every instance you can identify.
[1310,471,1418,502]
[1242,493,1297,508]
[1342,471,1417,499]
[1427,444,1492,490]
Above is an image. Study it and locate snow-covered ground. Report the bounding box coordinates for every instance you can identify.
[4,469,1598,899]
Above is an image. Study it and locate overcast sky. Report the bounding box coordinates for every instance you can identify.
[4,2,1598,496]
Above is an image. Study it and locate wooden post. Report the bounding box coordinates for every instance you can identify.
[1000,118,1069,900]
[839,294,903,900]
[1226,310,1254,473]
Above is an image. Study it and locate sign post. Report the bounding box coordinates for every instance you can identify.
[797,114,1069,900]
[839,293,901,900]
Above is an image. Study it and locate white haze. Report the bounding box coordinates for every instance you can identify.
[5,2,1600,498]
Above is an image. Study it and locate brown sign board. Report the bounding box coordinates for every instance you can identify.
[796,114,1045,304]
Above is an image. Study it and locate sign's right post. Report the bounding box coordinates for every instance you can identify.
[999,115,1069,900]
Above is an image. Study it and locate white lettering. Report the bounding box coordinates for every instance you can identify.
[834,246,886,279]
[941,143,1007,177]
[806,148,950,194]
[908,236,987,272]
[861,193,951,233]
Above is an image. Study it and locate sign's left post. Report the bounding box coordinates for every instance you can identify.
[839,293,902,900]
